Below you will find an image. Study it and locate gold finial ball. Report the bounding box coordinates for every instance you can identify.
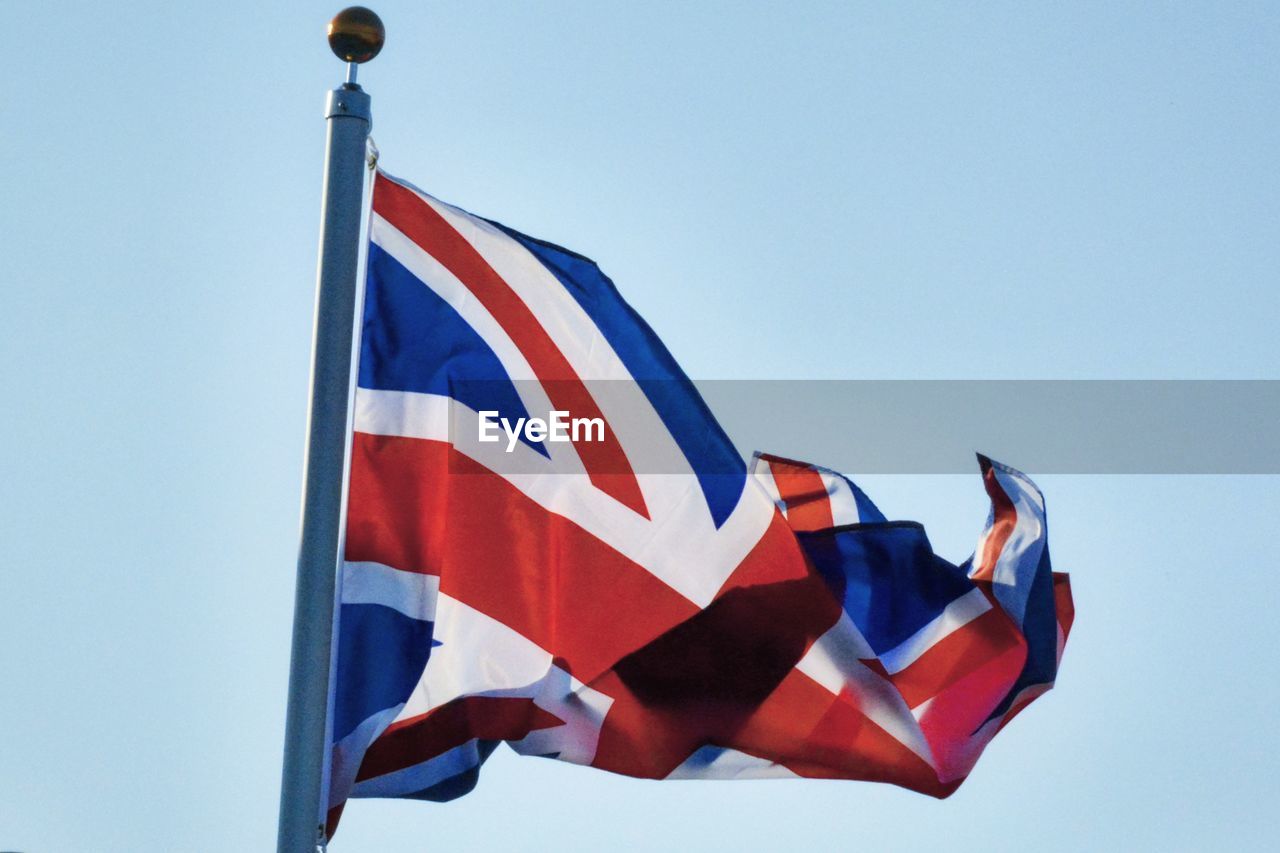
[328,7,385,64]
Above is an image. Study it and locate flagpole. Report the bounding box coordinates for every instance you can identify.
[278,8,384,853]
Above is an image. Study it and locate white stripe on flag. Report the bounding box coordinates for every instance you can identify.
[824,473,865,526]
[666,746,798,780]
[341,561,440,623]
[351,739,483,799]
[878,587,992,675]
[988,465,1047,626]
[750,455,788,518]
[795,613,937,769]
[391,592,614,768]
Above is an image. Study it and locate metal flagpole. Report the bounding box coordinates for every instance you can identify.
[278,8,384,853]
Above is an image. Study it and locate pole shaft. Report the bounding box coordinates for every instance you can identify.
[278,84,371,853]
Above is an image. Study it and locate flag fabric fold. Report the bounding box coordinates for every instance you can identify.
[325,170,1073,836]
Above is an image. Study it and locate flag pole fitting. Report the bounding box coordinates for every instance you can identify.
[328,6,384,88]
[278,7,382,853]
[328,6,385,65]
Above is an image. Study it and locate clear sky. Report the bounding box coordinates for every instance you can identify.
[2,2,1278,850]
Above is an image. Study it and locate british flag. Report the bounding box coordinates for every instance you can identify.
[325,170,1075,835]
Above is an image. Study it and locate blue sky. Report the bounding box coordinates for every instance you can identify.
[1,2,1277,850]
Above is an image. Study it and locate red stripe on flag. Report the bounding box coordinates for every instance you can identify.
[585,517,839,779]
[715,508,828,594]
[971,455,1017,582]
[912,629,1029,782]
[888,602,1027,710]
[373,174,648,518]
[344,432,699,682]
[324,803,345,841]
[357,696,565,782]
[765,459,835,531]
[1053,572,1075,641]
[739,670,956,797]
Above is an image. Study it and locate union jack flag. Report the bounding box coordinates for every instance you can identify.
[326,170,1074,835]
